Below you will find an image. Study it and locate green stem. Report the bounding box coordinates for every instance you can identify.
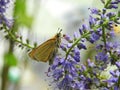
[9,32,33,49]
[117,69,120,87]
[104,0,112,8]
[5,27,33,49]
[65,32,90,59]
[102,26,106,46]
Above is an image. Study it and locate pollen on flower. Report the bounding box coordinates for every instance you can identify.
[112,24,120,35]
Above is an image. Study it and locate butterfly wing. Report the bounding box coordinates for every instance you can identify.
[29,31,61,64]
[29,47,37,60]
[29,38,56,62]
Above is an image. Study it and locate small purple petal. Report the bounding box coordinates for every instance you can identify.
[115,61,120,68]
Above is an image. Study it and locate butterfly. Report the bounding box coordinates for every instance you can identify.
[29,30,62,65]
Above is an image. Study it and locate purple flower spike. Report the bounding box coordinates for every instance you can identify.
[63,34,72,43]
[114,86,119,90]
[89,15,96,26]
[81,64,86,71]
[109,4,118,9]
[72,48,80,62]
[0,0,12,28]
[102,8,106,14]
[115,61,120,68]
[110,70,116,77]
[60,44,67,51]
[87,59,95,67]
[89,32,100,43]
[73,55,80,62]
[67,43,72,48]
[77,43,87,50]
[111,1,118,4]
[74,32,79,39]
[47,0,120,89]
[82,24,88,30]
[90,8,100,14]
[53,69,63,80]
[79,28,83,35]
[95,52,108,62]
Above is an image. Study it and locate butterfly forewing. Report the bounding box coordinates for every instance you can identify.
[28,30,61,64]
[34,39,56,62]
[29,38,57,62]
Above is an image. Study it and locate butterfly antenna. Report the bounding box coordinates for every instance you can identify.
[58,28,62,34]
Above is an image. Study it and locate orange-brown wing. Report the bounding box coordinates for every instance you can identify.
[34,39,56,62]
[29,48,37,60]
[29,38,56,62]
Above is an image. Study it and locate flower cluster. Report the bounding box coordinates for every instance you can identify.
[0,0,12,29]
[47,0,120,90]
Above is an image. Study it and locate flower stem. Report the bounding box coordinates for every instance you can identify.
[102,26,106,46]
[104,0,112,8]
[4,26,33,49]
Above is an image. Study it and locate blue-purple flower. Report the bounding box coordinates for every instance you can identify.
[47,0,120,89]
[0,0,12,28]
[95,52,108,62]
[105,70,120,89]
[47,56,81,89]
[89,31,101,43]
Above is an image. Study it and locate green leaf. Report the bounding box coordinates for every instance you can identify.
[4,53,17,66]
[14,0,33,27]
